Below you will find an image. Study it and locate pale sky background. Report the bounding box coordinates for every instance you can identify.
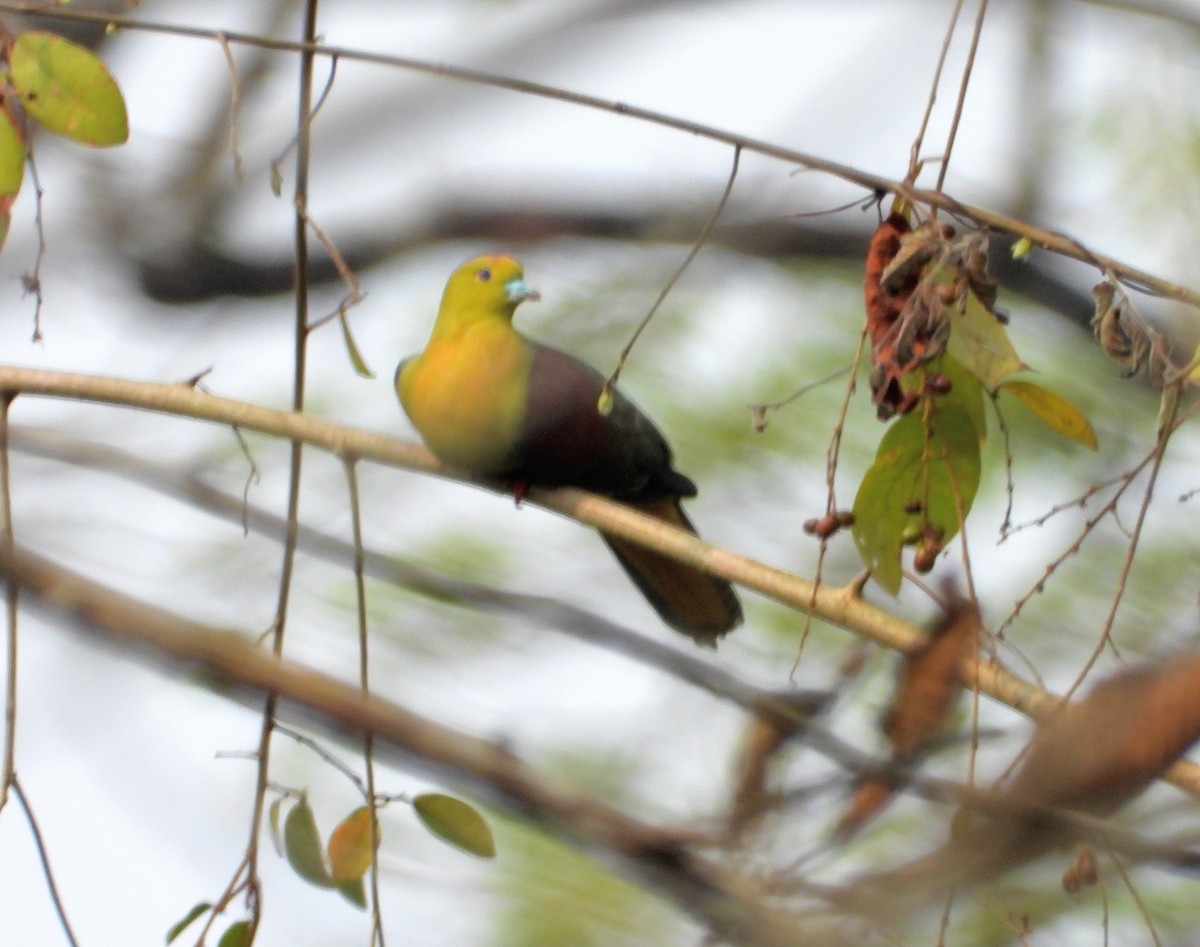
[0,2,1199,945]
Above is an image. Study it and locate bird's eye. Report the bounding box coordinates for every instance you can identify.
[476,267,492,282]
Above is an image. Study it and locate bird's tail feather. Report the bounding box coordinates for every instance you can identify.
[601,499,742,646]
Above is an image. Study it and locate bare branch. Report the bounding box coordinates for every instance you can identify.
[0,543,824,947]
[1,1,1197,309]
[0,369,1198,802]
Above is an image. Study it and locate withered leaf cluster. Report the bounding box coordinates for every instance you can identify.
[838,593,979,837]
[847,650,1200,915]
[863,215,999,420]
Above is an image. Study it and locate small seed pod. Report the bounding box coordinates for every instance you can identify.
[804,514,840,539]
[1062,848,1099,893]
[913,544,938,574]
[836,510,856,527]
[813,514,840,539]
[925,373,952,395]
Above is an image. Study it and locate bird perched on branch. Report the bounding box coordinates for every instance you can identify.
[396,254,742,644]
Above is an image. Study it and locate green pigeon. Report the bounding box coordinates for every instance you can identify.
[396,255,742,644]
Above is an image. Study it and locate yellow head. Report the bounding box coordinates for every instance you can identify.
[435,255,540,331]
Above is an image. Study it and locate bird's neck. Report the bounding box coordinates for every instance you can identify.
[429,306,516,341]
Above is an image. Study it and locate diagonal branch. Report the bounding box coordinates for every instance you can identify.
[0,542,823,947]
[0,2,1197,310]
[0,366,1198,801]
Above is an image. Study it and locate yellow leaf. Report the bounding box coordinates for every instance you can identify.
[0,109,25,198]
[1000,379,1098,450]
[327,806,378,882]
[938,269,1027,389]
[1187,342,1200,382]
[10,32,128,146]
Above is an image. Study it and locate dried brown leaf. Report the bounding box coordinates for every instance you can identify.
[883,596,979,758]
[836,777,898,841]
[1012,654,1200,814]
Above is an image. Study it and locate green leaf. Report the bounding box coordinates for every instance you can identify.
[999,379,1098,450]
[216,920,253,947]
[0,207,11,254]
[165,901,212,944]
[337,308,375,378]
[10,32,129,146]
[337,877,368,909]
[327,806,377,882]
[930,352,986,442]
[283,799,334,888]
[852,401,982,595]
[0,109,25,198]
[937,270,1026,389]
[413,793,496,858]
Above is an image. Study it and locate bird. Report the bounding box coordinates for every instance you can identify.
[395,254,742,645]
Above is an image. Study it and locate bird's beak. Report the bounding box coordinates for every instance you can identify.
[505,278,541,305]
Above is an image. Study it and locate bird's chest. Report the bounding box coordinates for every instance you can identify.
[400,327,532,475]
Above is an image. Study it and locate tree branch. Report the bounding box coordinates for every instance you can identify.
[0,366,1198,801]
[0,1,1196,309]
[0,542,827,947]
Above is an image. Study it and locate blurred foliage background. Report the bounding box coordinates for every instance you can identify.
[0,1,1199,945]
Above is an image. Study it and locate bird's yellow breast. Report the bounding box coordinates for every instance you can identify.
[397,319,533,475]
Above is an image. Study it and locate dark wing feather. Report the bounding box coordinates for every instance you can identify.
[514,343,694,501]
[516,342,741,641]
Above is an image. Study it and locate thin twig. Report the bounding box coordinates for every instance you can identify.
[194,853,251,947]
[935,0,990,193]
[270,53,338,188]
[988,391,1018,538]
[1063,382,1183,700]
[909,0,965,183]
[12,775,80,947]
[2,2,1198,309]
[300,203,365,329]
[1111,853,1163,947]
[215,32,247,180]
[749,362,853,432]
[605,146,740,394]
[0,393,15,814]
[792,323,871,667]
[995,445,1159,638]
[274,723,368,795]
[231,425,261,537]
[244,0,321,920]
[22,152,46,343]
[342,458,386,946]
